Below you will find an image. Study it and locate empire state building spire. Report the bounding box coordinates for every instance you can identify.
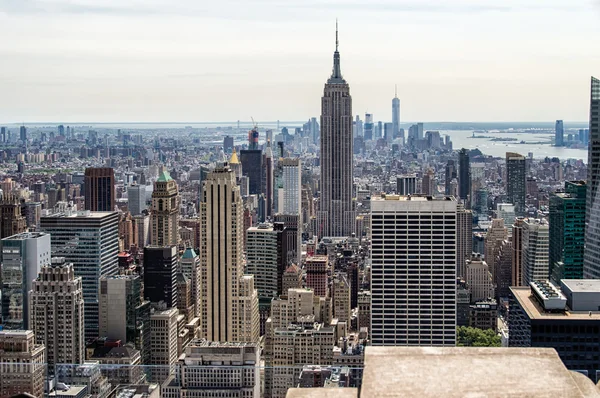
[328,20,345,84]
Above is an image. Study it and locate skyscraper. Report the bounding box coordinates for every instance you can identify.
[555,119,564,146]
[84,167,115,212]
[445,160,457,196]
[363,113,373,141]
[150,169,180,246]
[29,258,85,372]
[143,245,178,307]
[458,148,471,202]
[0,194,27,239]
[506,152,527,216]
[392,86,400,140]
[127,184,146,216]
[522,218,550,286]
[584,76,600,279]
[281,158,302,216]
[318,23,355,238]
[456,204,473,278]
[41,210,119,340]
[200,166,260,343]
[1,232,51,330]
[370,195,457,346]
[265,141,274,218]
[549,181,586,281]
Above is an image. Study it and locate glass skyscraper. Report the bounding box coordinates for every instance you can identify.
[584,76,600,278]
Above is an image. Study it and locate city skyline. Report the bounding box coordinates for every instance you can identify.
[1,0,599,123]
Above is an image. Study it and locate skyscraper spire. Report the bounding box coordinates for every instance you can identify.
[328,20,345,83]
[395,84,398,98]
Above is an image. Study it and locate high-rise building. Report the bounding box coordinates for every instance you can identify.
[555,119,565,146]
[584,76,600,279]
[240,149,263,195]
[0,330,45,398]
[29,257,84,372]
[223,135,234,153]
[549,181,586,282]
[180,248,201,318]
[484,218,508,278]
[421,169,435,196]
[370,195,457,346]
[318,24,355,238]
[127,184,146,216]
[19,125,27,142]
[512,218,526,286]
[98,274,151,364]
[363,113,373,141]
[310,117,320,145]
[494,239,513,299]
[509,280,600,383]
[392,86,400,140]
[149,306,179,384]
[150,169,180,246]
[497,203,516,228]
[1,232,51,330]
[456,204,473,278]
[265,141,274,218]
[200,166,260,343]
[0,194,27,239]
[522,218,550,286]
[396,175,417,195]
[306,255,329,297]
[506,152,527,216]
[41,210,119,340]
[465,254,494,303]
[162,340,261,398]
[458,148,471,202]
[445,160,457,196]
[332,274,351,323]
[143,245,178,307]
[84,167,115,212]
[281,158,302,216]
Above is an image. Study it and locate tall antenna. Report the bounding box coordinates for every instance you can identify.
[395,84,397,98]
[336,19,339,52]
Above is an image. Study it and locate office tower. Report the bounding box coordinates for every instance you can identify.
[456,204,473,278]
[23,202,42,231]
[19,125,27,142]
[311,117,320,145]
[306,255,329,297]
[370,195,457,346]
[456,279,470,326]
[240,149,263,195]
[84,167,115,211]
[282,264,302,294]
[149,307,179,384]
[29,258,84,371]
[509,280,600,383]
[229,148,243,181]
[0,330,45,398]
[41,210,119,340]
[162,340,261,398]
[555,120,564,146]
[150,169,180,246]
[396,175,417,195]
[494,239,513,298]
[177,271,195,322]
[0,194,27,239]
[496,203,516,229]
[522,218,550,285]
[143,245,178,307]
[549,181,586,281]
[465,254,494,303]
[223,135,234,153]
[445,160,457,196]
[127,184,146,215]
[421,169,435,196]
[392,86,400,139]
[484,218,508,277]
[180,248,201,318]
[274,213,301,264]
[364,113,373,141]
[318,24,354,238]
[512,218,525,286]
[98,274,151,364]
[333,274,351,323]
[132,213,150,249]
[265,141,274,218]
[1,232,51,329]
[200,166,259,343]
[384,122,393,143]
[281,158,302,216]
[458,148,471,202]
[584,77,600,279]
[506,152,527,216]
[248,127,259,150]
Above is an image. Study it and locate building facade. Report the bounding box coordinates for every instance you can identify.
[143,245,178,307]
[150,170,180,246]
[84,167,115,212]
[0,330,45,398]
[522,218,550,286]
[584,76,600,279]
[506,152,527,216]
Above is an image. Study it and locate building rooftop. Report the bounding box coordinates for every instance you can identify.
[42,210,116,219]
[181,247,197,259]
[360,347,600,398]
[561,279,600,293]
[156,169,173,182]
[510,287,600,320]
[287,388,358,398]
[372,194,456,202]
[1,232,48,241]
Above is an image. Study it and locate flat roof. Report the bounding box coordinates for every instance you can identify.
[1,232,48,241]
[510,287,600,320]
[561,279,600,293]
[372,194,456,202]
[42,211,117,219]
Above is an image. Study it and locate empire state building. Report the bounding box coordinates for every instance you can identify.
[318,23,355,238]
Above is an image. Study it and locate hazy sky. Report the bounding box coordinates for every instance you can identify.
[1,0,599,123]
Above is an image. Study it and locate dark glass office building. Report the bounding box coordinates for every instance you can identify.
[143,245,178,308]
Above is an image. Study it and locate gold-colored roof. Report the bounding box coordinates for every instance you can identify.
[229,148,240,164]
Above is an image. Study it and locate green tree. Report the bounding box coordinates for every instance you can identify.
[456,326,501,347]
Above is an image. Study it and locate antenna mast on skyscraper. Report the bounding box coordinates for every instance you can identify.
[336,19,339,51]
